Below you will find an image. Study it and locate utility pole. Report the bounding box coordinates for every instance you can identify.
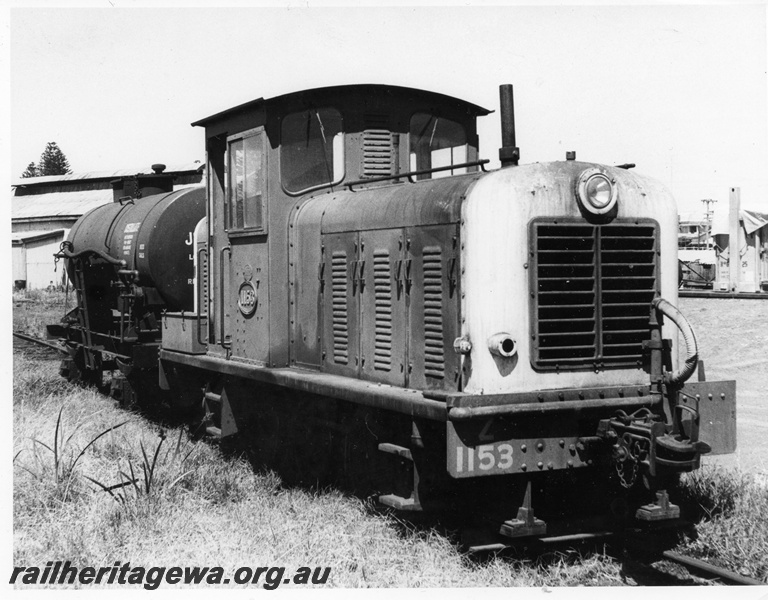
[701,198,717,249]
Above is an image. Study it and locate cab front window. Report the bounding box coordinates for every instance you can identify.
[409,113,467,180]
[281,107,344,194]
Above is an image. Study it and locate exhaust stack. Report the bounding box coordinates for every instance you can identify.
[498,84,520,167]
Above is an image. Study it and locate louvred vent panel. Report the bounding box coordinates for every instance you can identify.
[423,246,445,378]
[331,250,349,364]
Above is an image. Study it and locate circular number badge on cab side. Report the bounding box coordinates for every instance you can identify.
[237,281,257,316]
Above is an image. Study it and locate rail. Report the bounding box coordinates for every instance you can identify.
[345,159,490,190]
[661,550,763,586]
[12,331,63,352]
[467,527,764,585]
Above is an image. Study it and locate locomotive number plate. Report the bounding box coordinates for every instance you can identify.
[454,442,515,475]
[447,418,586,478]
[447,421,516,478]
[237,281,257,316]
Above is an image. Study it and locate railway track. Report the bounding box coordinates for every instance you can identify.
[658,550,763,585]
[467,528,764,585]
[11,331,766,587]
[13,331,63,353]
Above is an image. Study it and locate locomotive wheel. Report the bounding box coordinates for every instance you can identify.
[160,364,208,416]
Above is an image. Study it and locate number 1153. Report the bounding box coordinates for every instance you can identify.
[455,443,514,473]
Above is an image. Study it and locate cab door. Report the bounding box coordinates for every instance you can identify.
[225,128,270,365]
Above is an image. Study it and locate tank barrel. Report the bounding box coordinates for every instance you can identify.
[498,84,520,167]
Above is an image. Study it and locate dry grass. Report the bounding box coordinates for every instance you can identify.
[13,288,69,338]
[12,294,768,587]
[675,467,768,582]
[13,350,631,588]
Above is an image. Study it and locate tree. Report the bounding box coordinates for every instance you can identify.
[35,142,72,176]
[20,162,38,178]
[38,142,71,176]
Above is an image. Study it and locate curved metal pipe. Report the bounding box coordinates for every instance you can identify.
[55,246,127,267]
[653,297,699,386]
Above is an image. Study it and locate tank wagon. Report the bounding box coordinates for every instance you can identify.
[51,168,205,405]
[60,84,736,543]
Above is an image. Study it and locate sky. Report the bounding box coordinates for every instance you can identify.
[6,2,768,221]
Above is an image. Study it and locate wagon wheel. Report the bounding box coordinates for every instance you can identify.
[60,349,103,388]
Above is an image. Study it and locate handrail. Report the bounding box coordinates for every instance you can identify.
[447,395,661,421]
[103,200,132,250]
[219,245,231,348]
[197,247,208,346]
[345,159,490,190]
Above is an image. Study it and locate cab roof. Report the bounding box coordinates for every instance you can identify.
[191,84,492,128]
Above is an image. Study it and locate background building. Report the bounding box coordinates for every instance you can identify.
[11,162,204,290]
[711,190,768,293]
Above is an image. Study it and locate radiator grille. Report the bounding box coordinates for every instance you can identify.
[531,220,658,370]
[423,247,445,378]
[331,251,349,364]
[373,249,393,371]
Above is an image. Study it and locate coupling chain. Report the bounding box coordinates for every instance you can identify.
[616,452,639,489]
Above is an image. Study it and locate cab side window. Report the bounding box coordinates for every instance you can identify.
[409,113,467,180]
[227,129,266,232]
[281,107,344,194]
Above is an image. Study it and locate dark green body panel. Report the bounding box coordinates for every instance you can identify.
[290,175,478,391]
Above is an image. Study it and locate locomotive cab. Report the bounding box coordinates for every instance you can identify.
[189,85,490,367]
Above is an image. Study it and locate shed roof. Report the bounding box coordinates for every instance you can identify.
[12,183,202,221]
[11,162,204,189]
[12,189,111,220]
[711,206,768,236]
[742,209,768,235]
[11,229,66,244]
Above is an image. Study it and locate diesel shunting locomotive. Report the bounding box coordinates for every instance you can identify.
[53,84,736,544]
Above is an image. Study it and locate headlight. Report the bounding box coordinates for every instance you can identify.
[576,168,618,215]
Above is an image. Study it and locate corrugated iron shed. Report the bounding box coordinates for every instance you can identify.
[12,183,202,221]
[11,162,204,188]
[11,229,67,244]
[12,189,112,220]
